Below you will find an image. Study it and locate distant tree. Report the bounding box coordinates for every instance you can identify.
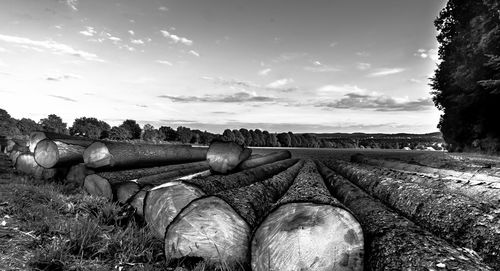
[288,132,299,147]
[177,126,192,143]
[232,129,246,145]
[268,133,280,147]
[16,118,40,135]
[199,131,216,145]
[70,117,110,139]
[142,124,160,142]
[239,128,252,146]
[109,126,131,140]
[0,108,21,136]
[39,114,68,134]
[119,119,142,139]
[222,129,235,142]
[277,132,291,147]
[159,126,178,141]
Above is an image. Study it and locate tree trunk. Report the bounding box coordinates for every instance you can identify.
[316,160,493,270]
[251,160,364,271]
[34,137,94,168]
[325,159,500,269]
[352,154,500,186]
[206,141,251,173]
[65,163,94,186]
[29,131,84,153]
[86,161,209,185]
[15,153,67,180]
[237,150,291,170]
[144,158,298,239]
[83,141,207,169]
[164,160,304,267]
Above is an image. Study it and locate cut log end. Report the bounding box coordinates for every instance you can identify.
[165,196,250,266]
[251,202,364,271]
[83,142,112,168]
[144,182,205,239]
[207,141,251,174]
[29,131,47,153]
[34,139,59,168]
[83,174,113,200]
[114,181,140,204]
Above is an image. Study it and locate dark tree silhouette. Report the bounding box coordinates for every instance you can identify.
[159,126,178,141]
[39,114,68,134]
[16,118,40,135]
[109,126,132,140]
[119,119,142,139]
[70,117,110,139]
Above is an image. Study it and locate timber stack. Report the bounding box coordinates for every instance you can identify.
[2,130,498,270]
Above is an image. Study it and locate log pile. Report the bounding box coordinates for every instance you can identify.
[2,131,498,270]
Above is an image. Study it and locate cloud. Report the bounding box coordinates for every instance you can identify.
[368,68,405,77]
[79,26,96,37]
[357,62,371,70]
[159,6,168,11]
[0,34,104,62]
[317,84,366,95]
[0,47,6,52]
[46,73,81,81]
[160,30,193,46]
[304,63,340,73]
[131,39,144,45]
[317,93,433,111]
[267,78,294,88]
[415,48,439,62]
[128,30,135,35]
[65,0,78,11]
[329,42,338,47]
[356,51,370,57]
[271,52,307,63]
[258,68,271,76]
[409,78,422,84]
[49,95,77,102]
[159,92,276,103]
[155,60,173,66]
[108,36,121,42]
[188,50,200,57]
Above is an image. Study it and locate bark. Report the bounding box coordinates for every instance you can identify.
[164,160,304,266]
[206,141,252,174]
[6,139,29,153]
[88,161,209,185]
[315,160,493,271]
[144,158,298,239]
[352,154,500,187]
[113,181,140,204]
[15,153,67,180]
[83,141,207,169]
[83,174,113,200]
[237,150,291,170]
[251,160,364,271]
[34,138,94,168]
[324,159,500,269]
[130,185,153,218]
[29,131,87,153]
[65,163,94,186]
[9,150,22,165]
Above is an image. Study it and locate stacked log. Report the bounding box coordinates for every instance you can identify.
[324,159,500,269]
[251,160,364,271]
[236,150,291,170]
[316,160,493,270]
[65,163,94,186]
[29,131,76,153]
[164,160,304,267]
[144,158,299,239]
[206,140,251,173]
[83,141,207,169]
[34,137,95,168]
[15,153,67,180]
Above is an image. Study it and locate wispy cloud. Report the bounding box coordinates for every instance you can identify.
[49,95,77,102]
[258,68,271,76]
[267,78,294,88]
[317,84,366,95]
[46,73,81,81]
[304,61,340,73]
[271,52,307,63]
[128,30,135,35]
[188,50,200,57]
[160,30,193,46]
[158,6,168,11]
[356,62,371,70]
[159,92,276,103]
[0,34,104,62]
[368,68,405,77]
[79,26,96,37]
[329,42,338,47]
[155,60,173,66]
[65,0,78,11]
[131,39,144,45]
[356,51,370,57]
[316,93,433,111]
[415,48,439,62]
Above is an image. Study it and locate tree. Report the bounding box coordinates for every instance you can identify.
[70,117,110,139]
[142,124,160,142]
[239,128,252,146]
[16,118,40,135]
[0,108,21,137]
[277,133,291,147]
[177,126,192,143]
[222,129,235,142]
[232,129,246,146]
[431,0,500,152]
[119,119,142,139]
[39,114,68,134]
[159,126,178,141]
[109,126,132,140]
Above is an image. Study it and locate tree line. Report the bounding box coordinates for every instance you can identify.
[432,0,500,153]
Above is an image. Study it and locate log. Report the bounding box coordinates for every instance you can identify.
[352,153,500,187]
[9,150,22,165]
[237,150,291,170]
[130,185,153,218]
[144,158,299,239]
[15,153,67,180]
[164,160,304,267]
[206,140,251,174]
[34,137,94,168]
[251,160,364,271]
[29,131,80,153]
[65,163,94,186]
[113,181,140,204]
[316,160,493,270]
[6,139,29,153]
[85,161,209,185]
[83,173,112,200]
[325,159,500,269]
[83,141,207,169]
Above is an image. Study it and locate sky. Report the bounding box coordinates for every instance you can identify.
[0,0,447,134]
